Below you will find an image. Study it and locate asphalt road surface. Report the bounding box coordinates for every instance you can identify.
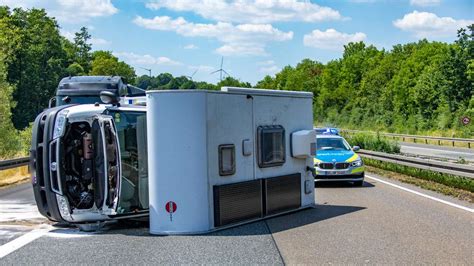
[1,174,472,264]
[400,142,474,162]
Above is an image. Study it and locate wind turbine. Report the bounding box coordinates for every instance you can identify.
[210,57,230,81]
[139,67,152,77]
[186,68,199,80]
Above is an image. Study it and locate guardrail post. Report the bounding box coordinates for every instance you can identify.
[425,139,428,144]
[469,142,471,149]
[438,140,441,146]
[452,141,455,147]
[413,138,416,143]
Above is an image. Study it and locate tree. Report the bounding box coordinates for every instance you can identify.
[89,51,136,82]
[74,27,92,72]
[0,7,69,129]
[0,57,20,157]
[217,76,251,88]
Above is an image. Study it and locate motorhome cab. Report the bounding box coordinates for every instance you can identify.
[31,86,316,232]
[30,103,148,223]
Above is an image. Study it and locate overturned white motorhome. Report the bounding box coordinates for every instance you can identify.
[147,87,316,234]
[31,86,316,233]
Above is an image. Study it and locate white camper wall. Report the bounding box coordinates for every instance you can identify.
[252,95,315,207]
[147,91,210,234]
[206,93,255,185]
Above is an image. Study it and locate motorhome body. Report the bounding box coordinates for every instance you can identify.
[30,87,316,231]
[147,87,316,234]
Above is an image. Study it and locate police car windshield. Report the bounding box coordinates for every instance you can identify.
[317,137,351,151]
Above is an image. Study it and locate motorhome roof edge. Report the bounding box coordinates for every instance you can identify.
[146,87,313,98]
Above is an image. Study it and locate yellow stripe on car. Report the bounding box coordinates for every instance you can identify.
[314,158,322,164]
[345,154,359,162]
[351,166,364,174]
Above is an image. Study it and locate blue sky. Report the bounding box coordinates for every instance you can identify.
[2,0,473,84]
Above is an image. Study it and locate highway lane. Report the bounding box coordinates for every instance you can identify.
[400,142,474,161]
[1,174,473,264]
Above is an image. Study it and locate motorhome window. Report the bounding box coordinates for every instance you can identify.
[219,144,235,176]
[257,126,286,168]
[107,110,148,213]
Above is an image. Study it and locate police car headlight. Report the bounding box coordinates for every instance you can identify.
[351,159,363,167]
[52,109,69,139]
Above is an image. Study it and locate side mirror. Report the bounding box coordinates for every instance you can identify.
[100,91,119,105]
[48,97,56,108]
[353,146,360,152]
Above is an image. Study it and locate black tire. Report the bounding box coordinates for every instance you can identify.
[353,180,364,187]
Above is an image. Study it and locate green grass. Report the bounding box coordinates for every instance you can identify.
[342,132,401,154]
[364,158,474,193]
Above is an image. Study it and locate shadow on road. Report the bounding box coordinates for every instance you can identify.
[264,204,366,234]
[85,203,365,237]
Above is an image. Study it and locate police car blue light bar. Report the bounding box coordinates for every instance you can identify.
[314,127,340,135]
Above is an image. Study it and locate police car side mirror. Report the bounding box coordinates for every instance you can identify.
[353,146,360,152]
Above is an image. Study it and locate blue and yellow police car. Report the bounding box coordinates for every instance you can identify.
[314,128,365,186]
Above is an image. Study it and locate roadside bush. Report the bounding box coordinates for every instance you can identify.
[364,158,474,192]
[343,132,401,154]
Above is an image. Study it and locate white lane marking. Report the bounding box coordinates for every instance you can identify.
[0,226,52,259]
[366,175,474,213]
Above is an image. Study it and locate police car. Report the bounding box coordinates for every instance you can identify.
[313,128,364,186]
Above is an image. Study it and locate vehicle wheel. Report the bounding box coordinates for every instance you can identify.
[353,180,364,187]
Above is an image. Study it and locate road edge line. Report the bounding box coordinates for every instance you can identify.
[0,227,52,259]
[365,175,474,213]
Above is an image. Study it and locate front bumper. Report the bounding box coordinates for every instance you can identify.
[314,166,365,182]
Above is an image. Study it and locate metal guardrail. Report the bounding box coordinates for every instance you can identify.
[358,149,474,179]
[0,157,29,171]
[342,129,474,148]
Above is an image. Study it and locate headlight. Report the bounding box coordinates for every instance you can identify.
[351,159,363,167]
[52,109,69,139]
[56,194,72,221]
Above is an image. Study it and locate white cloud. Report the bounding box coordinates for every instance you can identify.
[113,52,181,66]
[393,11,474,38]
[410,0,441,7]
[0,0,118,23]
[257,60,276,66]
[145,0,343,24]
[133,16,293,56]
[303,29,366,50]
[60,30,109,46]
[60,30,76,41]
[260,65,280,74]
[184,44,198,49]
[257,60,279,74]
[90,38,110,46]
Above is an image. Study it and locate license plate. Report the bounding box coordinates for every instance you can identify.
[327,171,346,175]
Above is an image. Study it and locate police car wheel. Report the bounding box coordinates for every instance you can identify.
[353,180,364,187]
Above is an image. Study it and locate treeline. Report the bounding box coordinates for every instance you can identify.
[0,6,472,157]
[0,7,142,157]
[256,25,474,137]
[136,74,250,91]
[0,7,137,130]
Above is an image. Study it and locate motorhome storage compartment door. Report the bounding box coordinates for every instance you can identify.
[265,173,301,215]
[213,180,263,227]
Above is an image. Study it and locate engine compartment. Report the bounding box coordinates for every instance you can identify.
[61,121,96,210]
